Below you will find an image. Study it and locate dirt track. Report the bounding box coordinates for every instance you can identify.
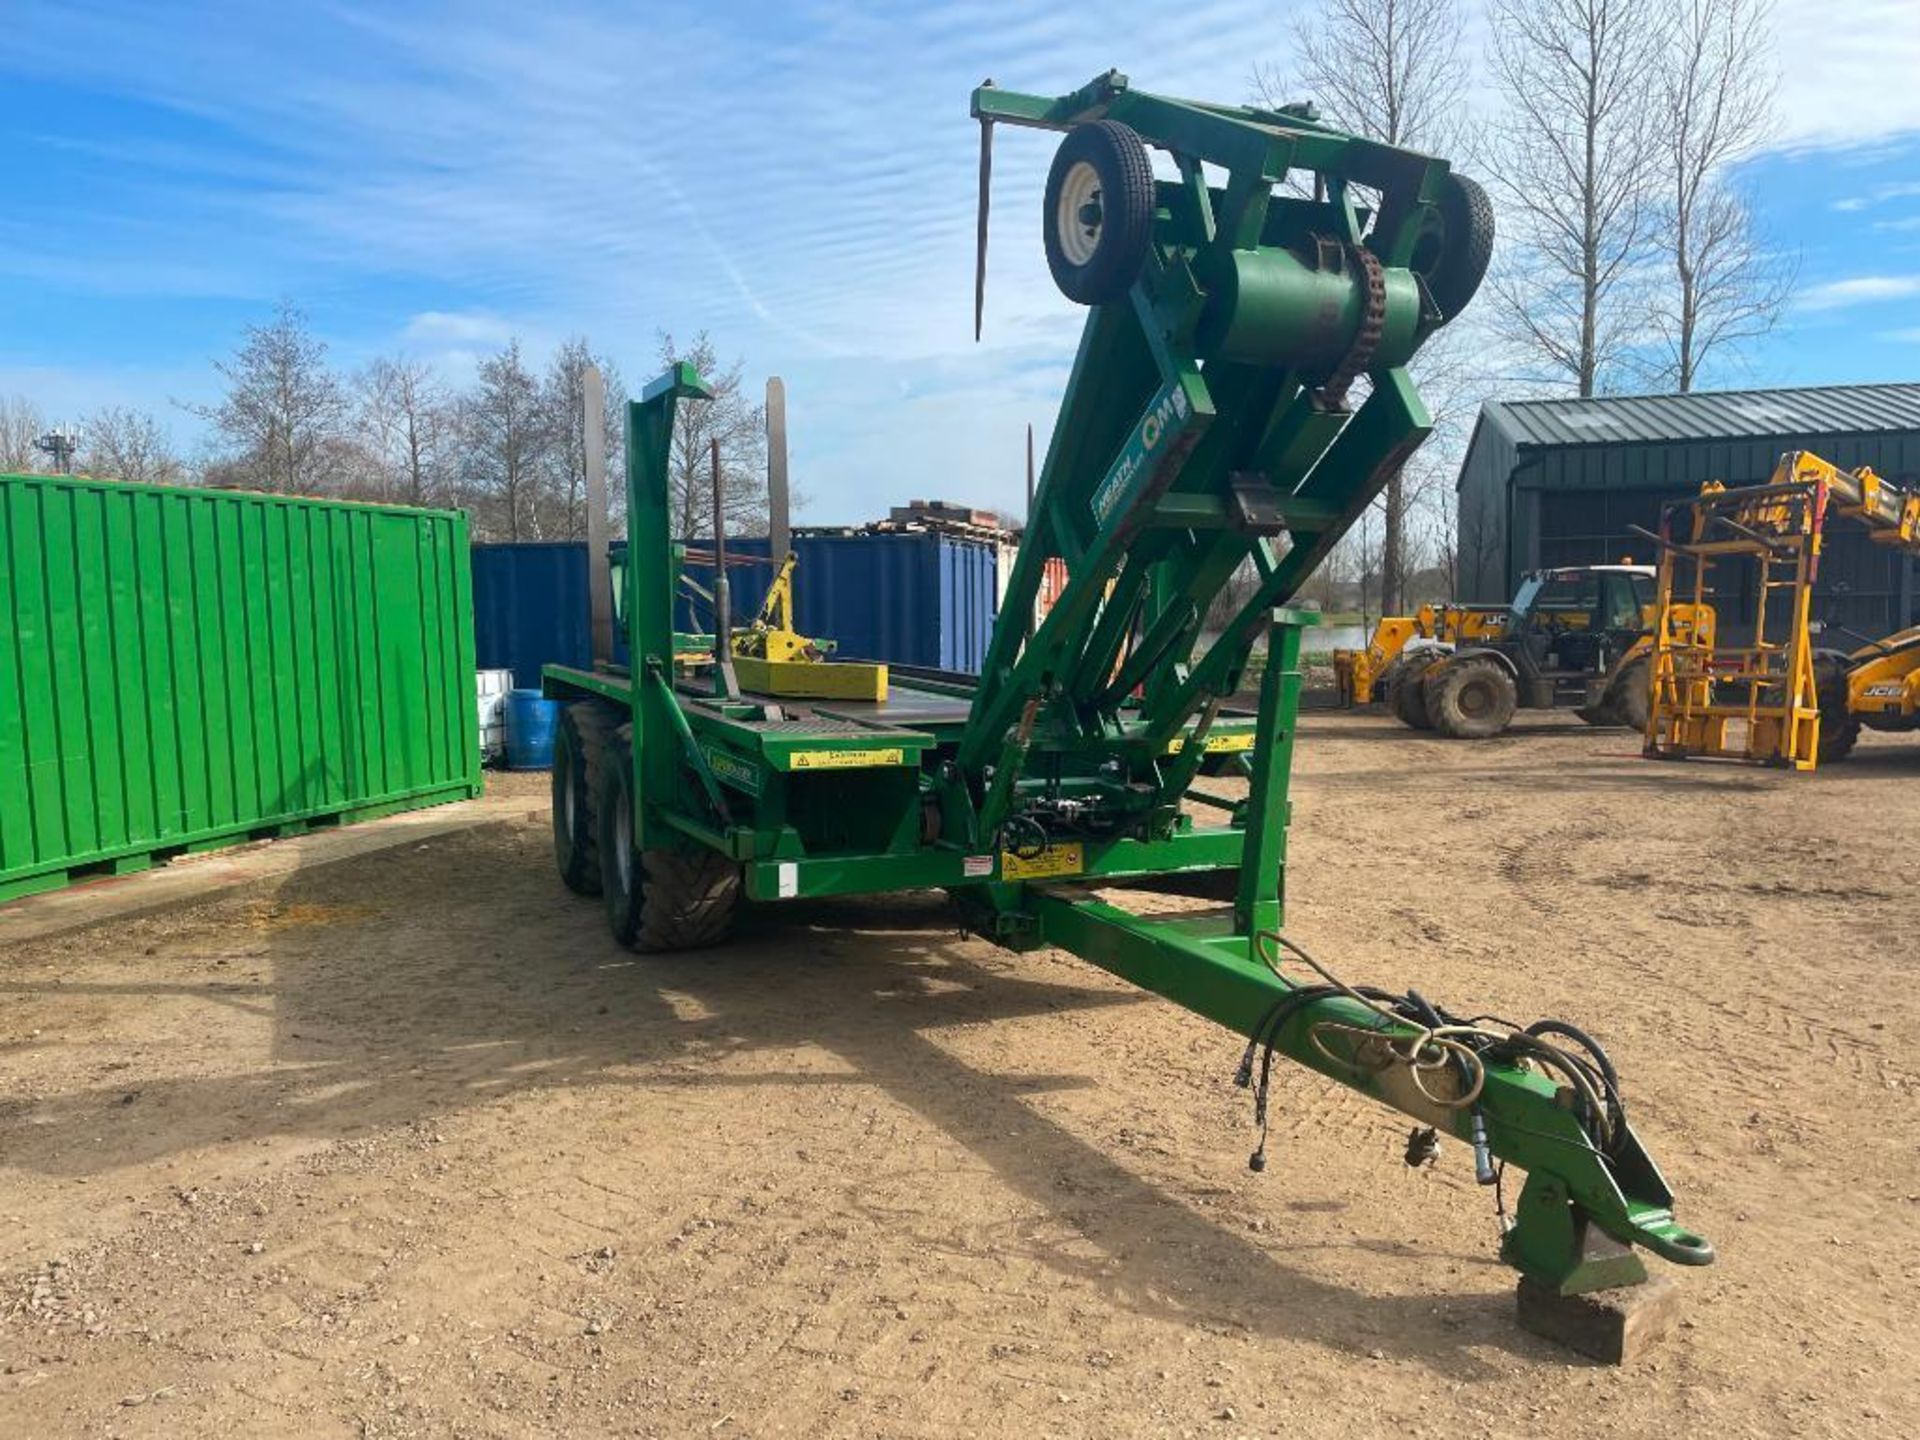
[2,712,1916,1438]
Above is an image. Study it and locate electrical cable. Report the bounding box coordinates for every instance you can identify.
[1234,931,1630,1178]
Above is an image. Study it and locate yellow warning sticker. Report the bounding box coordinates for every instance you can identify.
[999,841,1085,881]
[786,746,905,770]
[1165,731,1257,755]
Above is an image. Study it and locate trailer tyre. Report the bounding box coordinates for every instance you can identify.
[1814,653,1860,763]
[1416,173,1495,323]
[1391,657,1439,730]
[1043,120,1156,305]
[553,702,616,896]
[1426,657,1517,739]
[599,727,742,952]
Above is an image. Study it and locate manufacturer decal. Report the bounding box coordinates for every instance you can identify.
[702,745,763,795]
[1090,381,1195,526]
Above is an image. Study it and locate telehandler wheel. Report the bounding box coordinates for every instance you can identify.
[1371,653,1414,709]
[1606,655,1652,733]
[598,726,742,953]
[1415,173,1495,322]
[553,702,617,896]
[1426,657,1517,739]
[1391,657,1439,729]
[1813,653,1861,763]
[1043,120,1155,305]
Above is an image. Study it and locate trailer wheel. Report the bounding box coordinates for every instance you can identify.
[1391,657,1439,730]
[598,726,741,952]
[1814,654,1860,763]
[1427,657,1517,739]
[553,702,616,896]
[1043,120,1155,305]
[1415,173,1495,323]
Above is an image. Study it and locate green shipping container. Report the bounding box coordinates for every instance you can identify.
[0,473,482,903]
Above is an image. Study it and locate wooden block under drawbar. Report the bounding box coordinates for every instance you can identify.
[1515,1273,1682,1365]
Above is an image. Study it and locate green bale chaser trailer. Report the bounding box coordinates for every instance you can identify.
[543,72,1711,1349]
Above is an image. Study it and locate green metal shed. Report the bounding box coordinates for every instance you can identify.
[1455,383,1920,635]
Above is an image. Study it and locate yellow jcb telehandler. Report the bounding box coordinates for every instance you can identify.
[1342,564,1667,740]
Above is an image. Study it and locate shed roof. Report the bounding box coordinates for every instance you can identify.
[1481,382,1920,449]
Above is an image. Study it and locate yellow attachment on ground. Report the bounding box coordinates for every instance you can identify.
[1644,448,1920,771]
[731,553,888,701]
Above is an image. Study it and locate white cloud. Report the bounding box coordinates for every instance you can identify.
[400,311,518,347]
[1770,1,1920,151]
[1799,275,1920,309]
[1880,327,1920,343]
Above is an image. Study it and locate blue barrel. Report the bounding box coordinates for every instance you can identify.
[503,689,559,770]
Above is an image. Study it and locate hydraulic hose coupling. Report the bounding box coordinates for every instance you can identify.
[1471,1108,1496,1186]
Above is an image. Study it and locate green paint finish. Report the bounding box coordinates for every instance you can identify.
[0,474,481,902]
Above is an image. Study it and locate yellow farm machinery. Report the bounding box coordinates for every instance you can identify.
[1342,564,1660,738]
[1644,450,1920,769]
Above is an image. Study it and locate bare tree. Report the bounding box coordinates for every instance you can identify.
[1255,0,1472,613]
[192,302,351,493]
[78,406,185,485]
[357,356,453,506]
[1254,0,1470,164]
[461,340,546,541]
[1,395,44,472]
[1649,0,1790,391]
[1486,0,1664,396]
[538,339,627,540]
[657,332,767,539]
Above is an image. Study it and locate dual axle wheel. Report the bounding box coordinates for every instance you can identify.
[551,702,740,952]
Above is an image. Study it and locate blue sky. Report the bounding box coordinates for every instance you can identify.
[3,0,1920,523]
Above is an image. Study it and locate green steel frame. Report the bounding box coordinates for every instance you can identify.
[545,72,1711,1301]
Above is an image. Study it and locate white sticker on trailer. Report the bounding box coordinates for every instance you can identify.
[777,862,798,899]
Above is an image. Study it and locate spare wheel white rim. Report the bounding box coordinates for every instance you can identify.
[1056,160,1104,267]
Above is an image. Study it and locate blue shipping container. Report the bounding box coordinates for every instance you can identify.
[472,532,998,683]
[674,533,998,674]
[471,542,596,688]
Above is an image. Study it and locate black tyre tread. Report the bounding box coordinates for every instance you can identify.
[1392,659,1438,729]
[1043,120,1156,305]
[636,848,742,952]
[554,702,616,896]
[1427,657,1517,739]
[1814,655,1860,763]
[598,725,741,953]
[1607,655,1652,733]
[1425,173,1495,322]
[1370,653,1414,707]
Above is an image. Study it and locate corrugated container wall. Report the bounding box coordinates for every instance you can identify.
[0,474,481,902]
[471,542,598,687]
[472,533,1001,679]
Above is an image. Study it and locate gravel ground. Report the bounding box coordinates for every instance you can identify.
[1,714,1916,1438]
